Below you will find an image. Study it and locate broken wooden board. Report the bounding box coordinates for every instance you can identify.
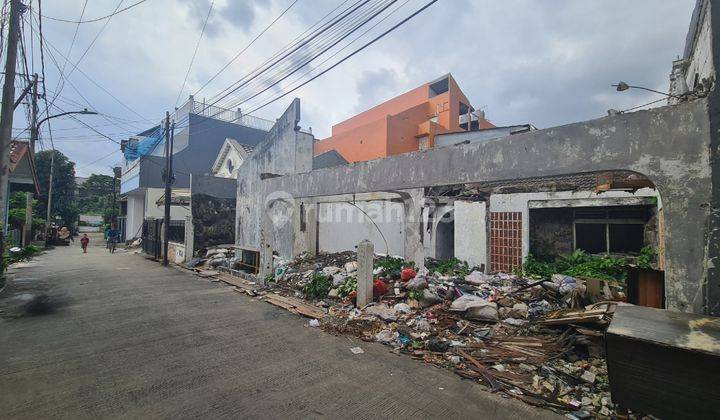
[196,270,219,278]
[263,294,326,319]
[217,273,256,292]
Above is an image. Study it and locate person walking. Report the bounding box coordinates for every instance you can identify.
[107,225,119,254]
[80,234,89,253]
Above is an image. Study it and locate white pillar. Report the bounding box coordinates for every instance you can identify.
[356,239,374,307]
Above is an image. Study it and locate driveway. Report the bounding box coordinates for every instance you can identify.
[0,240,557,419]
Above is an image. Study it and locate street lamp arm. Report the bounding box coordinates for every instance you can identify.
[37,109,98,128]
[612,82,682,99]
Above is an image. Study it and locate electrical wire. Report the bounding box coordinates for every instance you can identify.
[215,0,394,110]
[245,0,438,115]
[36,0,149,24]
[193,0,301,97]
[174,0,214,108]
[206,0,371,109]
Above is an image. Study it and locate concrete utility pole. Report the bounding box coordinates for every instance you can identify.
[162,112,174,266]
[0,0,26,266]
[24,73,38,246]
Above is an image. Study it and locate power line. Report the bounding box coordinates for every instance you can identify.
[246,0,438,114]
[206,0,371,109]
[174,0,214,108]
[193,0,301,97]
[231,0,398,110]
[53,0,87,97]
[214,0,393,110]
[36,0,149,24]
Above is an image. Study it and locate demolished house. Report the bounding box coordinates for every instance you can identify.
[233,89,716,315]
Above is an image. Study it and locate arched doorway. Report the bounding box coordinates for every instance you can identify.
[435,209,454,260]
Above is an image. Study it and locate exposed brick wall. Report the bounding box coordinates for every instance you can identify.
[490,212,522,273]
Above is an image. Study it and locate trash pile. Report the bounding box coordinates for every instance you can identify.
[187,245,239,269]
[232,251,632,417]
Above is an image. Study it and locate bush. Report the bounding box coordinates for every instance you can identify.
[374,256,414,278]
[518,249,630,282]
[303,272,332,299]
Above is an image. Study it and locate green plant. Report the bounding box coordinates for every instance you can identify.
[426,257,471,277]
[264,274,275,283]
[303,272,332,299]
[374,256,414,278]
[337,277,357,298]
[635,246,655,269]
[518,250,630,282]
[407,289,423,301]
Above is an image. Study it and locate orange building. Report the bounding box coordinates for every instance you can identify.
[314,74,494,163]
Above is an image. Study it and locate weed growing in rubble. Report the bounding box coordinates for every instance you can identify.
[303,273,332,299]
[426,257,471,277]
[374,256,414,278]
[518,250,630,282]
[337,277,357,298]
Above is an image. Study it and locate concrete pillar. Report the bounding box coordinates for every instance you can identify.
[184,215,194,263]
[402,188,426,269]
[356,239,374,307]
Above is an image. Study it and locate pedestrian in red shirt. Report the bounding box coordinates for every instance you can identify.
[80,234,89,253]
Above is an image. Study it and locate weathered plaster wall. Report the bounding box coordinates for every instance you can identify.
[454,200,487,269]
[250,99,713,313]
[235,99,313,256]
[317,200,405,256]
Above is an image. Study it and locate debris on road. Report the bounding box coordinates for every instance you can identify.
[188,250,644,417]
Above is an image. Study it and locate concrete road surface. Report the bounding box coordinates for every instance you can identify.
[0,238,558,419]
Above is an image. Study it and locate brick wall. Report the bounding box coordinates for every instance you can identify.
[490,212,522,273]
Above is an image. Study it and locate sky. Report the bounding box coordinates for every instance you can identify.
[10,0,696,177]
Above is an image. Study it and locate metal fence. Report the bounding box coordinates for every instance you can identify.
[175,99,275,132]
[142,218,186,260]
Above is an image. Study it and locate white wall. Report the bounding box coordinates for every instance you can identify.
[215,147,244,178]
[144,188,190,221]
[454,201,487,269]
[126,193,145,239]
[317,200,405,256]
[489,188,661,260]
[685,0,714,90]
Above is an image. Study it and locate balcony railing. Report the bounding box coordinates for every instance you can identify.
[176,98,275,132]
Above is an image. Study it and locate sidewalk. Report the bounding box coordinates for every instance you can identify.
[0,245,559,419]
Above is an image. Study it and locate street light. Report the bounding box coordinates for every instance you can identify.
[40,108,99,246]
[612,81,680,98]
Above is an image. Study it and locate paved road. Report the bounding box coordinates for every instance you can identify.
[0,238,557,419]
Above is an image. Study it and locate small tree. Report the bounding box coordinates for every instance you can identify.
[34,150,79,226]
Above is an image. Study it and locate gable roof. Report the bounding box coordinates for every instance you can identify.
[211,138,255,174]
[9,141,40,194]
[312,149,348,170]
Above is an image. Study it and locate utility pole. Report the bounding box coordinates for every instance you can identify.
[0,0,25,267]
[24,73,38,246]
[162,112,174,266]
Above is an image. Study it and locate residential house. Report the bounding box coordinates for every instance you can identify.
[118,97,273,246]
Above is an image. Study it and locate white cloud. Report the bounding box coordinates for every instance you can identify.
[21,0,695,176]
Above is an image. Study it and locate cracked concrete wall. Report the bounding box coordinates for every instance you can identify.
[246,98,714,314]
[235,98,313,258]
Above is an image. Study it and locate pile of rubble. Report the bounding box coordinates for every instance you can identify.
[226,251,632,417]
[187,245,239,269]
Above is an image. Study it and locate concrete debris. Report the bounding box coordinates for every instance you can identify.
[349,347,364,355]
[201,251,628,417]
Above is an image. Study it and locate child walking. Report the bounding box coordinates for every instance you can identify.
[80,234,89,253]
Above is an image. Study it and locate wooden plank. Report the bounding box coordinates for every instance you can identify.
[263,294,326,319]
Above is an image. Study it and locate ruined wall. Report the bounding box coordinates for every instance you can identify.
[235,99,314,256]
[529,208,574,259]
[250,99,714,314]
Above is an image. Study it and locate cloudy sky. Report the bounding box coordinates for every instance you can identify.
[13,0,696,177]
